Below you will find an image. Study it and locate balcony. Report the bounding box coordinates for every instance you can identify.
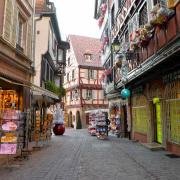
[128,14,179,72]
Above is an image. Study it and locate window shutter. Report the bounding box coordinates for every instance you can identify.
[85,69,89,79]
[11,1,17,46]
[82,89,86,99]
[27,19,32,58]
[92,90,96,99]
[99,90,104,100]
[94,70,97,79]
[3,0,13,41]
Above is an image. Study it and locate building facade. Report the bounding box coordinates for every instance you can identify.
[64,35,108,129]
[29,0,69,146]
[0,0,34,154]
[95,0,180,155]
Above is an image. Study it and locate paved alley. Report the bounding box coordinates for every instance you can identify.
[0,129,180,180]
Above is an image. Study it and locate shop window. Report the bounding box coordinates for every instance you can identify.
[139,3,148,27]
[0,90,19,110]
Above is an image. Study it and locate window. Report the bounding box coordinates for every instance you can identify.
[46,63,49,81]
[67,73,69,82]
[67,58,70,66]
[118,0,125,9]
[86,90,92,99]
[72,70,75,80]
[84,54,92,61]
[17,14,25,48]
[111,5,115,27]
[139,3,148,27]
[58,49,63,63]
[88,69,94,79]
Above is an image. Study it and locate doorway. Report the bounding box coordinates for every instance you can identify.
[121,105,128,138]
[153,98,162,144]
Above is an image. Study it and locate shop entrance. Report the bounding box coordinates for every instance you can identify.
[121,105,128,138]
[153,98,162,144]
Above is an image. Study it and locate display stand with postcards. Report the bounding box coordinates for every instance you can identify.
[0,110,21,167]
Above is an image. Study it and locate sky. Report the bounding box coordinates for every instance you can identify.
[51,0,101,40]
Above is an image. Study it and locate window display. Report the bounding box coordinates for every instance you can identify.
[0,90,19,110]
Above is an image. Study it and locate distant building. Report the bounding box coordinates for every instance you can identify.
[29,0,69,144]
[64,35,108,128]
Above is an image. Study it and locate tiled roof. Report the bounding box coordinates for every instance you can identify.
[69,35,102,67]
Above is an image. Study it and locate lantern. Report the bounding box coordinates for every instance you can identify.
[121,88,130,99]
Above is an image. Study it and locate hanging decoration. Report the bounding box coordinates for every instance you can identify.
[120,88,131,99]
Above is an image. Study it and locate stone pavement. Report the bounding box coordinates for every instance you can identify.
[0,129,180,180]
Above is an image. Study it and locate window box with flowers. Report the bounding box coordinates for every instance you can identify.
[150,3,174,27]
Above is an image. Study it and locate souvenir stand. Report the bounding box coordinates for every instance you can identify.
[88,113,96,136]
[85,109,108,139]
[0,90,26,166]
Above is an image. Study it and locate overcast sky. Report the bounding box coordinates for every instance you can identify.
[51,0,101,40]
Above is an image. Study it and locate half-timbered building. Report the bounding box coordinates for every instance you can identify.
[64,35,108,128]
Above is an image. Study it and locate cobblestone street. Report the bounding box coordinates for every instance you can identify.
[0,129,180,180]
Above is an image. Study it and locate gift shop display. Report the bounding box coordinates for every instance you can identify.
[95,111,107,140]
[0,110,20,154]
[88,113,97,136]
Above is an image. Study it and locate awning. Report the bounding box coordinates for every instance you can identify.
[31,84,59,100]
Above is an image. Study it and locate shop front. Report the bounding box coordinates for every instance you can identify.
[0,76,31,158]
[108,97,130,138]
[30,85,59,149]
[163,71,180,155]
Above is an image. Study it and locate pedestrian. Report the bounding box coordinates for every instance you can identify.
[105,118,110,136]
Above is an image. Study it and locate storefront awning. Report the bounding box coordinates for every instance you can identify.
[31,84,59,100]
